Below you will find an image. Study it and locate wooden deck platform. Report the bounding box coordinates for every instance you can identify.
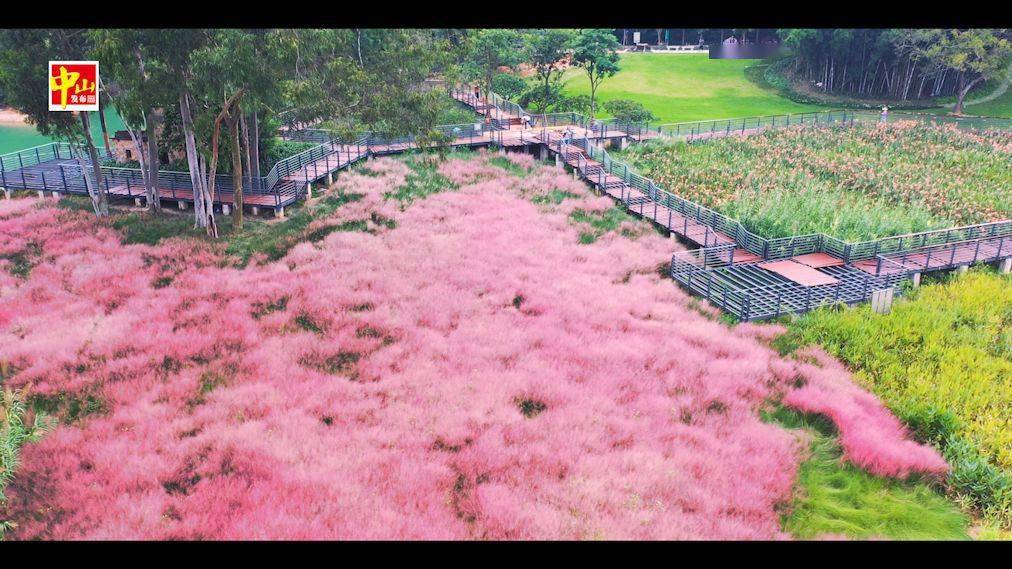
[757,259,841,286]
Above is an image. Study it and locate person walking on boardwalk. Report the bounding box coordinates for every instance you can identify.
[474,85,481,108]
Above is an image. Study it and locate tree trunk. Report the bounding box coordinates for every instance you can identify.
[79,112,109,216]
[240,110,253,194]
[97,98,112,156]
[250,110,261,189]
[230,111,244,232]
[356,29,364,67]
[105,87,150,209]
[122,123,150,204]
[902,61,915,100]
[206,89,245,238]
[71,145,103,216]
[179,88,209,231]
[542,73,551,114]
[954,73,983,115]
[145,108,162,211]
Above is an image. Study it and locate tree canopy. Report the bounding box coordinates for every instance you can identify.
[570,28,621,116]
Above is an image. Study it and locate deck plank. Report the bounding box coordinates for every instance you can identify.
[757,260,840,286]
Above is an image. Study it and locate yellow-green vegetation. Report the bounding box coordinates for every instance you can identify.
[777,269,1012,530]
[766,407,969,540]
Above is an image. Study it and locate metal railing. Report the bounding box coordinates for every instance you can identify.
[554,127,1011,271]
[1,134,371,210]
[671,246,909,321]
[655,110,853,139]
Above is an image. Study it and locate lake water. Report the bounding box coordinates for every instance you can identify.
[0,109,126,155]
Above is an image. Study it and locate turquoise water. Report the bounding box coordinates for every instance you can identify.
[0,109,126,155]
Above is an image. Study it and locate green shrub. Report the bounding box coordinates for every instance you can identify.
[602,99,657,123]
[551,94,592,116]
[491,72,528,101]
[261,139,319,172]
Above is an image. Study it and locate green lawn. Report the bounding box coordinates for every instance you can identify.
[963,88,1012,118]
[0,108,126,155]
[562,53,824,123]
[916,92,1012,121]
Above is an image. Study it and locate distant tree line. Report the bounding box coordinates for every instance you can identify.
[614,29,780,46]
[778,29,1011,112]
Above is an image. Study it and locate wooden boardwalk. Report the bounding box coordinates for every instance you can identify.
[467,95,1012,320]
[3,88,1009,321]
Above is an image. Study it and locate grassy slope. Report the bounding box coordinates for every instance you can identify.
[561,53,824,123]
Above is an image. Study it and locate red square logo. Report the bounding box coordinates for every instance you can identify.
[49,61,99,111]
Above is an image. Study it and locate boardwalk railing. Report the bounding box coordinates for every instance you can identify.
[870,233,1011,276]
[1,134,372,209]
[655,110,852,139]
[671,246,909,321]
[264,136,368,189]
[842,220,1012,262]
[0,142,111,192]
[560,131,1012,271]
[852,110,1012,131]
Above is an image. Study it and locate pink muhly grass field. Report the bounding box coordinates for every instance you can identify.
[0,155,945,539]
